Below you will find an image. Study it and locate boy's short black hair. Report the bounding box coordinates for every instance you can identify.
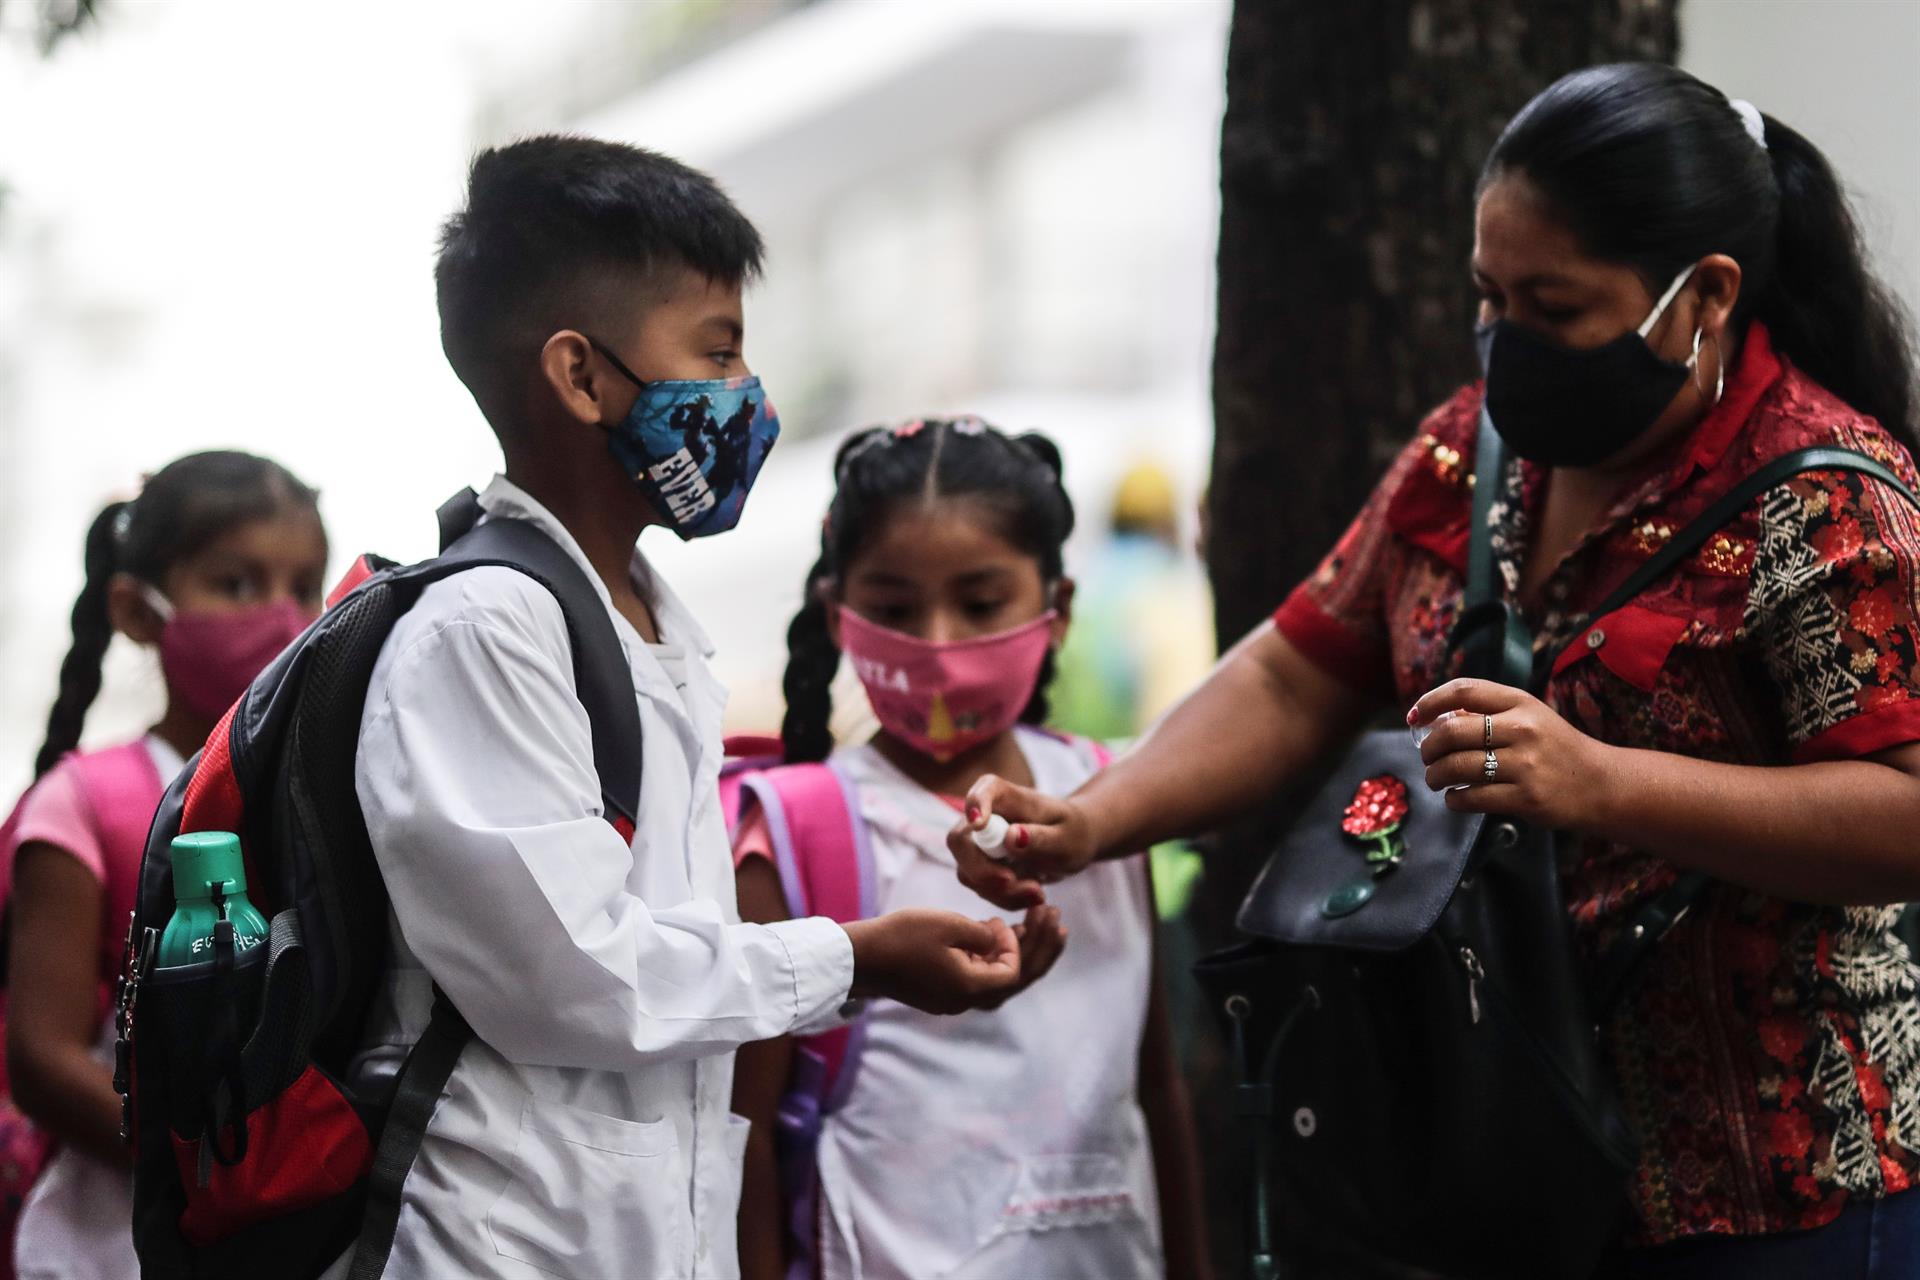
[435,135,764,411]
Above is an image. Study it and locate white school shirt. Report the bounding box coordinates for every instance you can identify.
[812,730,1162,1280]
[340,477,853,1280]
[13,737,182,1280]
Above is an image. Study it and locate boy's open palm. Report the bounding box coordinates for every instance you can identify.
[845,908,1061,1014]
[976,904,1068,1010]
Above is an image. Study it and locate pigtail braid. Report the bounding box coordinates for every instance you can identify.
[780,551,842,764]
[35,501,128,778]
[1007,432,1074,728]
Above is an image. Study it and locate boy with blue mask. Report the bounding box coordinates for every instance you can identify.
[338,137,1054,1280]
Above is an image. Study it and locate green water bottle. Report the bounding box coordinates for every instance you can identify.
[157,832,269,969]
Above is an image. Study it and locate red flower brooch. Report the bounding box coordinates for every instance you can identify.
[1342,775,1409,875]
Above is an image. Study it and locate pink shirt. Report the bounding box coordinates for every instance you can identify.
[4,738,175,984]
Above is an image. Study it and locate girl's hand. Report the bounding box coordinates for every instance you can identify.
[1410,679,1617,831]
[945,776,1100,910]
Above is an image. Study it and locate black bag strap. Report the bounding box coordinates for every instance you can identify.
[1539,446,1919,687]
[430,487,643,831]
[1566,447,1919,1016]
[1453,411,1536,685]
[347,993,472,1280]
[1464,407,1503,612]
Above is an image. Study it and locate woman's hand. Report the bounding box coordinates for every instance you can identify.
[945,776,1101,910]
[1410,679,1618,831]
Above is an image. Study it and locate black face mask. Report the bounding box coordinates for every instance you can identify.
[1474,264,1699,469]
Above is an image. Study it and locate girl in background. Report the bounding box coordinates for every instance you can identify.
[731,418,1209,1280]
[1,451,326,1280]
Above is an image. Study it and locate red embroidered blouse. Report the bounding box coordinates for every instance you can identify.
[1274,324,1920,1245]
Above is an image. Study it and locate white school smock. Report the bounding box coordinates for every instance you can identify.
[812,730,1161,1279]
[339,477,853,1280]
[13,736,181,1280]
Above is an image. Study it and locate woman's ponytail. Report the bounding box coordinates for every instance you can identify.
[34,501,127,778]
[1756,114,1918,449]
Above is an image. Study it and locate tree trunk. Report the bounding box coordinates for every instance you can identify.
[1199,2,1676,1274]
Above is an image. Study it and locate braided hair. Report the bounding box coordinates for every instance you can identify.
[33,451,320,778]
[780,418,1076,764]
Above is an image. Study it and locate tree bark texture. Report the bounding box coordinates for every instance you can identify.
[1198,3,1677,1274]
[1208,0,1678,647]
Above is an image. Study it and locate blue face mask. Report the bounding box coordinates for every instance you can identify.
[587,337,782,540]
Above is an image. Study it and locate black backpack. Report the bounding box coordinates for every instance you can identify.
[114,490,643,1280]
[1194,418,1920,1280]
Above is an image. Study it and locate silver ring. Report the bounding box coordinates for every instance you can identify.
[1484,715,1494,749]
[1483,750,1499,782]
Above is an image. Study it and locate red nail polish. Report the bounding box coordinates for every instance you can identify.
[1405,707,1418,726]
[1013,825,1030,850]
[966,804,980,823]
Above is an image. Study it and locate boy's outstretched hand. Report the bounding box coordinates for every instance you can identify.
[844,906,1067,1015]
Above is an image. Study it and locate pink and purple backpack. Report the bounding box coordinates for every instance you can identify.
[719,737,871,1280]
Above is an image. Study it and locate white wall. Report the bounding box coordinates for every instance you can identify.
[0,0,1231,801]
[1682,0,1920,316]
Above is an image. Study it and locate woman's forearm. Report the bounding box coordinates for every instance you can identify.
[1588,743,1920,904]
[1077,623,1372,858]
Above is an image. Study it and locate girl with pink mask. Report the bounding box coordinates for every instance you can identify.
[0,451,325,1280]
[731,419,1209,1280]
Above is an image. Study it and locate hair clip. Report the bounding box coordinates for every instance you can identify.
[1729,98,1767,151]
[950,416,987,437]
[892,419,927,440]
[112,504,134,541]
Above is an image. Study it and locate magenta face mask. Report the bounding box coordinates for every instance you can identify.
[143,587,313,721]
[837,607,1057,762]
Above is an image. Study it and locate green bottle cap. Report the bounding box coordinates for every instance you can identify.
[171,831,247,901]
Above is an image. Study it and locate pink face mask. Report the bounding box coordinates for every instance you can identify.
[143,587,314,721]
[837,607,1057,762]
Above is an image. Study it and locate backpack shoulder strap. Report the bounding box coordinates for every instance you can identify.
[431,488,644,838]
[738,761,872,1106]
[349,491,645,1278]
[733,761,873,1274]
[1023,725,1116,772]
[737,763,873,928]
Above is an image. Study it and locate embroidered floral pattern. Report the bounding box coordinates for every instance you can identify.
[1274,347,1920,1246]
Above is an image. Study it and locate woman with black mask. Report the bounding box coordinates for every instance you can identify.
[947,63,1920,1277]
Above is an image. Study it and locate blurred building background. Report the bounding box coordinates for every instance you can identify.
[0,0,1915,803]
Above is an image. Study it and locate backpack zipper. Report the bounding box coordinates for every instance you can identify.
[1457,946,1484,1026]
